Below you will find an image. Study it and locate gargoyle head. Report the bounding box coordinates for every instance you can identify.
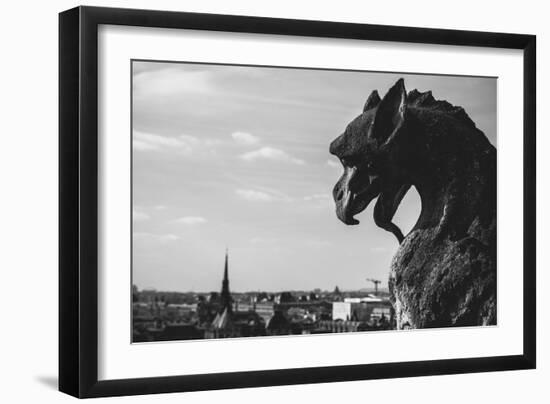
[329,79,412,241]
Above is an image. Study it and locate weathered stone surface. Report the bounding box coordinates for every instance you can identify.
[389,226,496,328]
[330,79,496,329]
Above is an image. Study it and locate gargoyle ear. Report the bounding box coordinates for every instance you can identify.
[363,90,381,112]
[373,78,407,141]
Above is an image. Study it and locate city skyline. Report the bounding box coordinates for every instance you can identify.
[132,61,496,293]
[133,248,390,294]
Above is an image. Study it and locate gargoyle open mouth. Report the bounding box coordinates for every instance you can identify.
[333,166,383,225]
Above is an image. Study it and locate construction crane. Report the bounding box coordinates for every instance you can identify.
[366,278,382,294]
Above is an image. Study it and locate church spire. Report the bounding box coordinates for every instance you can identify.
[220,248,232,313]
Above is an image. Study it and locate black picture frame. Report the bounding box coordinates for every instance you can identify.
[59,5,536,398]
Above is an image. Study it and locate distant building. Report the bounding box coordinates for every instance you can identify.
[155,323,203,341]
[208,307,265,339]
[332,285,343,301]
[266,310,291,335]
[206,250,266,339]
[333,297,392,323]
[233,300,275,323]
[315,320,361,333]
[219,249,232,314]
[165,303,197,320]
[255,302,275,322]
[275,291,295,304]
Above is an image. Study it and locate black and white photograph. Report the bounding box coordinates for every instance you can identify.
[0,0,544,402]
[131,61,497,342]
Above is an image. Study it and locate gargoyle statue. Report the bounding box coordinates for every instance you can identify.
[330,79,496,329]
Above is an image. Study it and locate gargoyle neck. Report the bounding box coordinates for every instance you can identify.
[410,148,496,237]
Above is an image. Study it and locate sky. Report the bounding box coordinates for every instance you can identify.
[132,60,496,293]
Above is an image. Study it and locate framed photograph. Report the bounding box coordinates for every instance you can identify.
[59,6,536,398]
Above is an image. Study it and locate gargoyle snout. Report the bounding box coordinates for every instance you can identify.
[333,179,346,203]
[329,134,345,157]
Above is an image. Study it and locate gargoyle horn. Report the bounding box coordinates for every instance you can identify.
[363,90,381,112]
[373,78,407,143]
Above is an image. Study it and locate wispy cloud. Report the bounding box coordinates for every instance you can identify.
[133,208,150,222]
[240,147,305,165]
[236,189,276,202]
[302,193,332,211]
[133,131,193,153]
[133,68,215,97]
[133,130,220,156]
[175,216,207,225]
[231,131,260,146]
[303,193,330,201]
[134,232,180,242]
[235,186,293,202]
